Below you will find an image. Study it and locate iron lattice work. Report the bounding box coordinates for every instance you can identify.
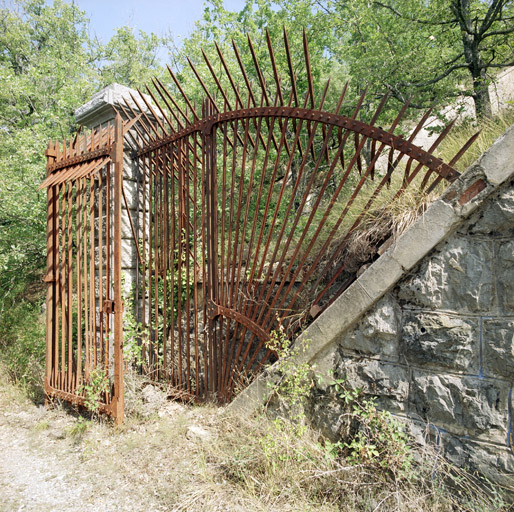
[120,30,477,403]
[42,30,477,420]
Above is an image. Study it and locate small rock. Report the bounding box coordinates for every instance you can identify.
[141,385,166,416]
[158,402,185,418]
[186,425,212,441]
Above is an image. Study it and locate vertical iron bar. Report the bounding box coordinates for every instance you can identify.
[44,144,56,400]
[112,113,124,424]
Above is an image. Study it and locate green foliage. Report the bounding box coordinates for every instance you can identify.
[0,1,171,391]
[265,325,312,408]
[0,272,45,400]
[67,416,91,439]
[78,368,110,414]
[263,335,412,477]
[437,107,514,172]
[101,26,170,87]
[180,0,514,119]
[324,377,412,476]
[123,302,147,368]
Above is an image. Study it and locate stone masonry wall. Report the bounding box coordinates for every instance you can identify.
[232,125,514,491]
[308,177,514,490]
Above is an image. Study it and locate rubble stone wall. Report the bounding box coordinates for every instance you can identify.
[233,125,514,490]
[309,176,514,489]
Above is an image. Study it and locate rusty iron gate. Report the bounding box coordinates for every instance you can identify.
[43,30,477,419]
[121,31,477,404]
[41,114,138,423]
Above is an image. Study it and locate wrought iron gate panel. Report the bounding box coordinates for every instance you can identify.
[42,115,125,422]
[129,53,477,401]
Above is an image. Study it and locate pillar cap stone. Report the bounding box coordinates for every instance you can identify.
[75,83,157,129]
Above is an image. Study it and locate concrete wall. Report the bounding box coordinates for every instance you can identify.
[232,125,514,490]
[309,175,514,489]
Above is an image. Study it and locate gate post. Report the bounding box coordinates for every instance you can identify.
[44,142,57,404]
[112,112,125,423]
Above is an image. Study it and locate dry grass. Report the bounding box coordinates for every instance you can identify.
[116,405,510,511]
[0,365,511,511]
[436,107,514,173]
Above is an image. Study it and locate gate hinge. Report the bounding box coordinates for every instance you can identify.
[103,300,125,314]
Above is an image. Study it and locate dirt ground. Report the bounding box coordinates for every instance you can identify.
[0,393,164,511]
[0,380,226,512]
[1,376,511,512]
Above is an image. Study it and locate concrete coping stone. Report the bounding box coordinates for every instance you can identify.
[230,123,514,415]
[75,83,160,129]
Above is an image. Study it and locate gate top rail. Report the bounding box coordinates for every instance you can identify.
[136,105,461,181]
[119,29,477,187]
[40,116,138,189]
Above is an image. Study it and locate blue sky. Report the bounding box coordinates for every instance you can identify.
[73,0,247,43]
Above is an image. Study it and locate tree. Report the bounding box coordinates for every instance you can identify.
[0,0,170,341]
[315,0,514,118]
[182,0,514,119]
[0,0,100,292]
[100,26,171,88]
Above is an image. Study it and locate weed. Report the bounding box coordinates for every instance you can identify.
[322,377,413,476]
[33,419,50,432]
[78,368,109,414]
[67,416,91,439]
[265,324,312,409]
[437,107,514,172]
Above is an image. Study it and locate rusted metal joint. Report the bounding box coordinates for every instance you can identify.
[43,272,56,283]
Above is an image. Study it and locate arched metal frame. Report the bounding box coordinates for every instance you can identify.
[42,29,478,420]
[121,30,477,403]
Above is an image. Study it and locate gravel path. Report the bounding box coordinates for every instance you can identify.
[0,395,162,512]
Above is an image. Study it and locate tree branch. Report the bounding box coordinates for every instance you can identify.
[481,25,514,39]
[485,60,514,68]
[373,1,457,25]
[451,0,474,35]
[398,63,469,88]
[479,0,505,36]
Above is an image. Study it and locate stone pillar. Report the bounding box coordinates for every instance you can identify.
[75,83,146,301]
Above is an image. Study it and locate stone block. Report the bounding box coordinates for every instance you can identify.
[294,278,375,364]
[338,294,401,358]
[398,236,494,313]
[123,153,139,181]
[409,372,510,444]
[121,268,138,298]
[467,180,514,236]
[121,237,138,270]
[121,208,139,240]
[401,311,479,373]
[496,240,514,313]
[122,179,144,210]
[440,435,514,491]
[335,358,410,414]
[483,319,514,379]
[306,390,347,442]
[351,254,404,301]
[479,124,514,186]
[389,200,459,271]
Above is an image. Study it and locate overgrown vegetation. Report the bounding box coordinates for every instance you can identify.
[0,1,513,508]
[0,0,171,392]
[437,106,514,172]
[6,362,509,511]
